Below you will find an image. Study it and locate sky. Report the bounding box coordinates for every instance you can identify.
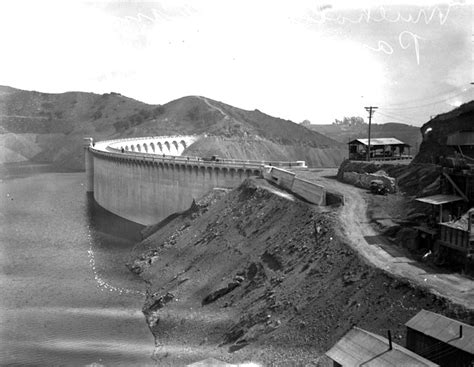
[0,0,472,126]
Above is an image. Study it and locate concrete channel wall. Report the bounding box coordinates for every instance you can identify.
[291,177,326,206]
[265,166,327,206]
[85,136,306,225]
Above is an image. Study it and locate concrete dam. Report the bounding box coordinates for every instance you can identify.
[84,136,310,225]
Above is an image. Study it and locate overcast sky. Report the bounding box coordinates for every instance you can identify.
[0,0,472,126]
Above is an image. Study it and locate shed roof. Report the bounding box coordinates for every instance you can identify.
[447,130,474,146]
[415,194,464,206]
[326,327,439,367]
[405,310,474,354]
[348,138,409,146]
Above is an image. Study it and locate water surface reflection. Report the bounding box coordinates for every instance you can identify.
[0,165,155,366]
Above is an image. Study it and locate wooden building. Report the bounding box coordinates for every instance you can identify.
[326,327,438,367]
[405,310,473,367]
[348,138,411,161]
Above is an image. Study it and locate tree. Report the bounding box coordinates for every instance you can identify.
[333,116,366,126]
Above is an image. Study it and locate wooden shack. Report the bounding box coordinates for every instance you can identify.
[348,138,411,161]
[405,310,473,367]
[326,327,438,367]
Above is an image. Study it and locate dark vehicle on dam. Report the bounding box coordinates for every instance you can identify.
[202,155,220,162]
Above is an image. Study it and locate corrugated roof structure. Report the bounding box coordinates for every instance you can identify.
[415,194,464,206]
[348,138,409,146]
[447,130,474,146]
[405,310,474,354]
[326,327,439,367]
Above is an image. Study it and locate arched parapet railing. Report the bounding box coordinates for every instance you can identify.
[92,135,306,170]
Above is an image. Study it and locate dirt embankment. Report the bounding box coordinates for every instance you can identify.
[128,178,472,366]
[414,100,474,164]
[337,159,442,196]
[184,136,346,168]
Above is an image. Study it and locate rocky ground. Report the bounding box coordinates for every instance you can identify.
[127,176,473,366]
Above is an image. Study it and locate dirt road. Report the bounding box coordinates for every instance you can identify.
[301,169,474,309]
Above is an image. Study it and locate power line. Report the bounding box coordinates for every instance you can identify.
[381,84,471,108]
[381,88,472,111]
[377,110,415,125]
[364,106,378,162]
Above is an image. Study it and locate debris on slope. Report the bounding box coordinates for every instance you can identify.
[129,177,473,366]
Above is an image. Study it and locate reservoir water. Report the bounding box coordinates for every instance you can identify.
[0,164,156,366]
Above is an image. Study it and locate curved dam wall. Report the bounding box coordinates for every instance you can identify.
[84,136,305,226]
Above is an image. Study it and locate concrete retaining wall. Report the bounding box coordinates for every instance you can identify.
[86,136,308,225]
[291,177,326,205]
[93,153,261,225]
[269,167,296,190]
[265,166,328,206]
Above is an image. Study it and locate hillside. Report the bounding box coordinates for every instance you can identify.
[127,178,472,366]
[414,100,474,163]
[0,86,155,168]
[0,87,346,169]
[308,122,422,155]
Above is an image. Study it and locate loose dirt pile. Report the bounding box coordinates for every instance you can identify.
[128,178,472,366]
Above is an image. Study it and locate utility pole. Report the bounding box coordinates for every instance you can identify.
[364,106,378,161]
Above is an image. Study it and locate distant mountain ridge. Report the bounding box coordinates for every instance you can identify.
[0,86,346,169]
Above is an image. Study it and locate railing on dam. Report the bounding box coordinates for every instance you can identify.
[89,135,306,170]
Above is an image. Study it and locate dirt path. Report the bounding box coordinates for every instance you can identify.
[302,169,474,309]
[196,96,230,120]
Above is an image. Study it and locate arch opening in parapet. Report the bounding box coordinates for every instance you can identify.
[164,141,170,153]
[172,141,179,154]
[125,145,129,151]
[150,142,155,153]
[157,142,163,153]
[143,143,148,153]
[131,145,135,151]
[180,140,187,150]
[137,144,141,152]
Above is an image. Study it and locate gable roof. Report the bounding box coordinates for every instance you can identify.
[326,327,439,367]
[348,138,409,146]
[405,310,474,354]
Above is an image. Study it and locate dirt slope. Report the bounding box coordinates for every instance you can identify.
[183,136,345,167]
[415,100,474,164]
[128,178,472,366]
